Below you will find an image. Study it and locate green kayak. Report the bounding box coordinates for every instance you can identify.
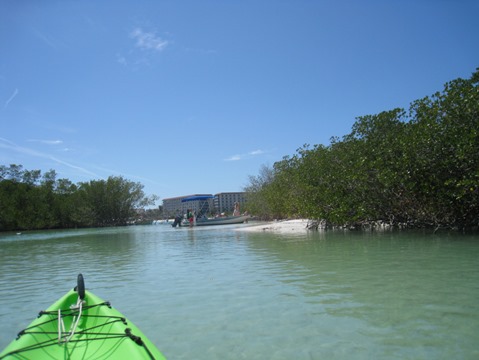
[0,274,166,359]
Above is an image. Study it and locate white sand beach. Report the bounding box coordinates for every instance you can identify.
[237,219,310,233]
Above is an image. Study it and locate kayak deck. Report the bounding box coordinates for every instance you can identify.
[0,281,166,359]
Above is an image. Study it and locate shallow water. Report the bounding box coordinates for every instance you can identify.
[1,224,478,359]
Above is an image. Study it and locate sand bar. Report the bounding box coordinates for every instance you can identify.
[237,219,310,233]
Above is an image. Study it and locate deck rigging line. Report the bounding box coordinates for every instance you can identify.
[0,301,157,360]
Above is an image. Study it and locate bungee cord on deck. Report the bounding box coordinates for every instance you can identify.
[0,301,157,360]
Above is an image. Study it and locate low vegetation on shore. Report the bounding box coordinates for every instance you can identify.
[244,69,478,231]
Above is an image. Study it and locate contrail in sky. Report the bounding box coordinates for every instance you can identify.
[0,137,99,178]
[4,88,19,109]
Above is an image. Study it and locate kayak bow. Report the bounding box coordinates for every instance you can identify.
[0,274,166,359]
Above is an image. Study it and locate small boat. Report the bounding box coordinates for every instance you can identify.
[176,195,251,227]
[0,274,166,360]
[188,214,252,226]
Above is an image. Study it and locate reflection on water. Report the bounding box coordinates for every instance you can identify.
[1,226,478,359]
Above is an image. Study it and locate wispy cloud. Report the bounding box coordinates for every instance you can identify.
[116,53,128,66]
[4,88,19,109]
[225,155,242,161]
[28,139,63,145]
[118,28,169,68]
[32,27,58,49]
[91,165,164,186]
[130,28,168,52]
[225,149,266,161]
[0,138,162,189]
[0,137,99,178]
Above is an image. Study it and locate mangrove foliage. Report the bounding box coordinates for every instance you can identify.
[0,165,157,231]
[245,69,479,230]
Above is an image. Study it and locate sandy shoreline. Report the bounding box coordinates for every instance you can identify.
[237,219,310,233]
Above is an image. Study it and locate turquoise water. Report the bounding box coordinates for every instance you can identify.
[0,224,478,359]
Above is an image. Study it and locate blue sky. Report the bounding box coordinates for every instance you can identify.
[1,0,478,205]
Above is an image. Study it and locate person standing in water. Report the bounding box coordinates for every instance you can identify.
[187,209,194,226]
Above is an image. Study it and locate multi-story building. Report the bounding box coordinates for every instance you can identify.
[213,192,246,215]
[162,194,213,218]
[162,192,247,218]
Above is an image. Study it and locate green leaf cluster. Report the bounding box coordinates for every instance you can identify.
[245,69,479,229]
[0,166,157,231]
